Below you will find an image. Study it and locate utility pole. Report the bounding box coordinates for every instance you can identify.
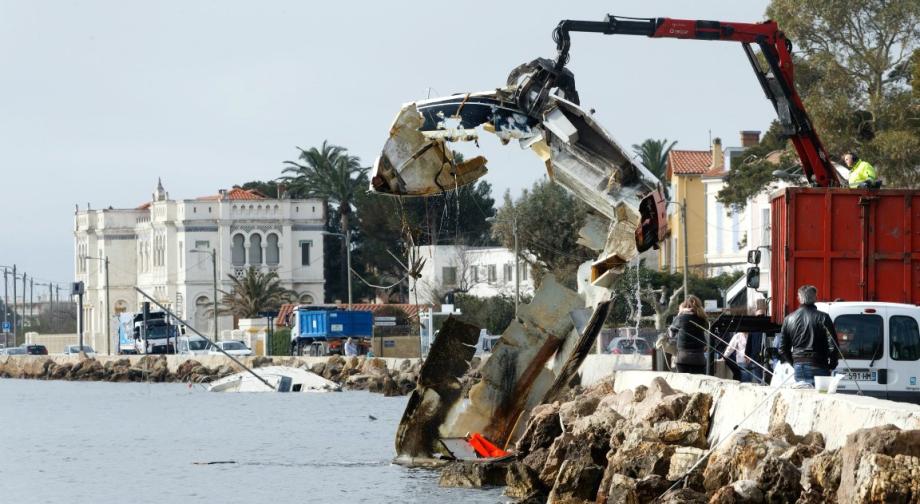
[29,277,33,335]
[681,198,689,302]
[513,214,520,317]
[11,265,17,345]
[48,282,53,334]
[55,285,61,333]
[3,267,8,347]
[322,231,352,309]
[104,257,111,354]
[20,272,26,339]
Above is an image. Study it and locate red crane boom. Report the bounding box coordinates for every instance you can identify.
[552,15,841,187]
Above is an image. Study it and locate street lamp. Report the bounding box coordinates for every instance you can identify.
[83,255,111,354]
[664,199,689,302]
[323,230,352,308]
[191,248,219,341]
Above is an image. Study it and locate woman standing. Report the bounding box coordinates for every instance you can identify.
[668,295,709,375]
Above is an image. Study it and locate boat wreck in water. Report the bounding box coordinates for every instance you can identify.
[208,366,342,393]
[374,58,669,462]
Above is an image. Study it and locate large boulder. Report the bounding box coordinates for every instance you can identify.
[361,357,388,376]
[847,453,920,503]
[438,460,508,488]
[600,474,638,504]
[837,425,920,503]
[516,402,563,472]
[558,396,600,430]
[657,488,707,504]
[655,420,707,448]
[702,430,790,492]
[546,458,604,504]
[799,450,841,503]
[503,461,547,502]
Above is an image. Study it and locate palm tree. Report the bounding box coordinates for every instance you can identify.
[632,138,678,180]
[219,268,295,319]
[282,141,369,301]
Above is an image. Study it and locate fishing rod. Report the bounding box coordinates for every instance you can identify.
[668,320,768,385]
[689,320,774,384]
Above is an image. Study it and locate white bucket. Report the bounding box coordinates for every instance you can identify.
[814,374,844,394]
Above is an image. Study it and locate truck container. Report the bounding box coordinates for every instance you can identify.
[292,309,374,341]
[771,187,920,322]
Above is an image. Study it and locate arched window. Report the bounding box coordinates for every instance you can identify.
[232,234,246,266]
[299,293,315,304]
[249,234,263,265]
[266,233,279,265]
[194,296,211,333]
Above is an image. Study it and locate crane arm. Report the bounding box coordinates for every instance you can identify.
[553,15,841,187]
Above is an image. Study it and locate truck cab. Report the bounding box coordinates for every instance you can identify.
[816,301,920,403]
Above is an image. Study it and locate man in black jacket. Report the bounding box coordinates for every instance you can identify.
[780,285,839,385]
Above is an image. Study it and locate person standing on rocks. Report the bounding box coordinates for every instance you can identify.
[668,295,709,375]
[780,285,839,385]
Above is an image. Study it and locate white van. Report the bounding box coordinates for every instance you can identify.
[176,335,213,356]
[816,301,920,403]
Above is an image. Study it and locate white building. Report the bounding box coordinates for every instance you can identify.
[410,245,534,304]
[74,181,325,353]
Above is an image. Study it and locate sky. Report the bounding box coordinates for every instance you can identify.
[0,0,774,287]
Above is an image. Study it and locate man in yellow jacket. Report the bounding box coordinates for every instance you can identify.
[843,152,878,188]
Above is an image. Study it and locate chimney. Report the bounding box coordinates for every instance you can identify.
[218,189,228,200]
[740,130,761,148]
[711,137,724,172]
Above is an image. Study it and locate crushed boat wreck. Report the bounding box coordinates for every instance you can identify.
[376,57,670,463]
[208,365,341,393]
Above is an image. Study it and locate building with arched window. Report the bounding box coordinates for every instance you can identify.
[73,180,326,353]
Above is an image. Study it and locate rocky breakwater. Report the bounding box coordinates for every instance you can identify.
[438,376,920,504]
[309,356,429,397]
[0,355,250,383]
[0,354,429,396]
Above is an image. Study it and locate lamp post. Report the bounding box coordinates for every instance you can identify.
[665,200,689,302]
[84,256,111,354]
[191,248,219,341]
[323,231,352,308]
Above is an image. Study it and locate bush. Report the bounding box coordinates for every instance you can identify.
[271,327,292,356]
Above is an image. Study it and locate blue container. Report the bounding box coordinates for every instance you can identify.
[294,309,373,341]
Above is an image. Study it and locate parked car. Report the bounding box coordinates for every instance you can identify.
[2,347,26,355]
[177,336,213,355]
[606,337,653,356]
[210,340,253,357]
[24,345,48,355]
[64,345,96,357]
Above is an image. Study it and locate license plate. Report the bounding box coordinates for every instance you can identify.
[845,371,877,381]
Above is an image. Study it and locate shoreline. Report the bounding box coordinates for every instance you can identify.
[0,354,427,396]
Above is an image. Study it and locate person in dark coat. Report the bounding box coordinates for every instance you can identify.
[668,295,710,375]
[780,285,839,385]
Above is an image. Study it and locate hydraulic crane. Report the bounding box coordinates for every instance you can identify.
[550,15,842,187]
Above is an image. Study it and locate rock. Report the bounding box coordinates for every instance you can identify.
[50,363,72,380]
[382,374,400,397]
[607,440,675,480]
[680,393,712,437]
[398,359,411,372]
[658,488,707,504]
[516,403,563,457]
[749,455,800,502]
[767,421,800,446]
[558,396,600,429]
[546,458,603,504]
[799,431,825,449]
[702,430,790,492]
[582,375,616,399]
[504,461,546,501]
[361,357,388,375]
[309,362,326,375]
[837,425,920,503]
[799,450,840,503]
[655,421,707,448]
[667,446,706,482]
[345,373,373,391]
[849,453,920,503]
[730,480,763,503]
[175,359,201,381]
[540,433,574,486]
[323,356,345,380]
[599,473,638,504]
[635,475,670,503]
[438,460,507,488]
[708,486,740,503]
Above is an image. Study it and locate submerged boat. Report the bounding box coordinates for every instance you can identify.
[208,365,341,393]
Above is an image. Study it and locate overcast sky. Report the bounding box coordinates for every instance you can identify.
[0,0,773,287]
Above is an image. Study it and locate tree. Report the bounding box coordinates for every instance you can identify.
[716,121,800,208]
[219,267,295,319]
[239,180,280,198]
[632,138,677,180]
[281,141,369,303]
[765,0,919,186]
[492,178,593,289]
[454,293,518,335]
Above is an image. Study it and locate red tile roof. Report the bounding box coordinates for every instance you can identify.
[275,303,437,327]
[196,187,268,201]
[666,150,712,179]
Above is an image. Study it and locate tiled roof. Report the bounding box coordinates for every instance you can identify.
[275,303,437,327]
[196,187,268,201]
[667,150,712,179]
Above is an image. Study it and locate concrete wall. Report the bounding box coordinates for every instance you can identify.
[609,370,920,450]
[371,334,421,358]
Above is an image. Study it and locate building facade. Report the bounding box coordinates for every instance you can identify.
[74,181,325,353]
[410,245,534,304]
